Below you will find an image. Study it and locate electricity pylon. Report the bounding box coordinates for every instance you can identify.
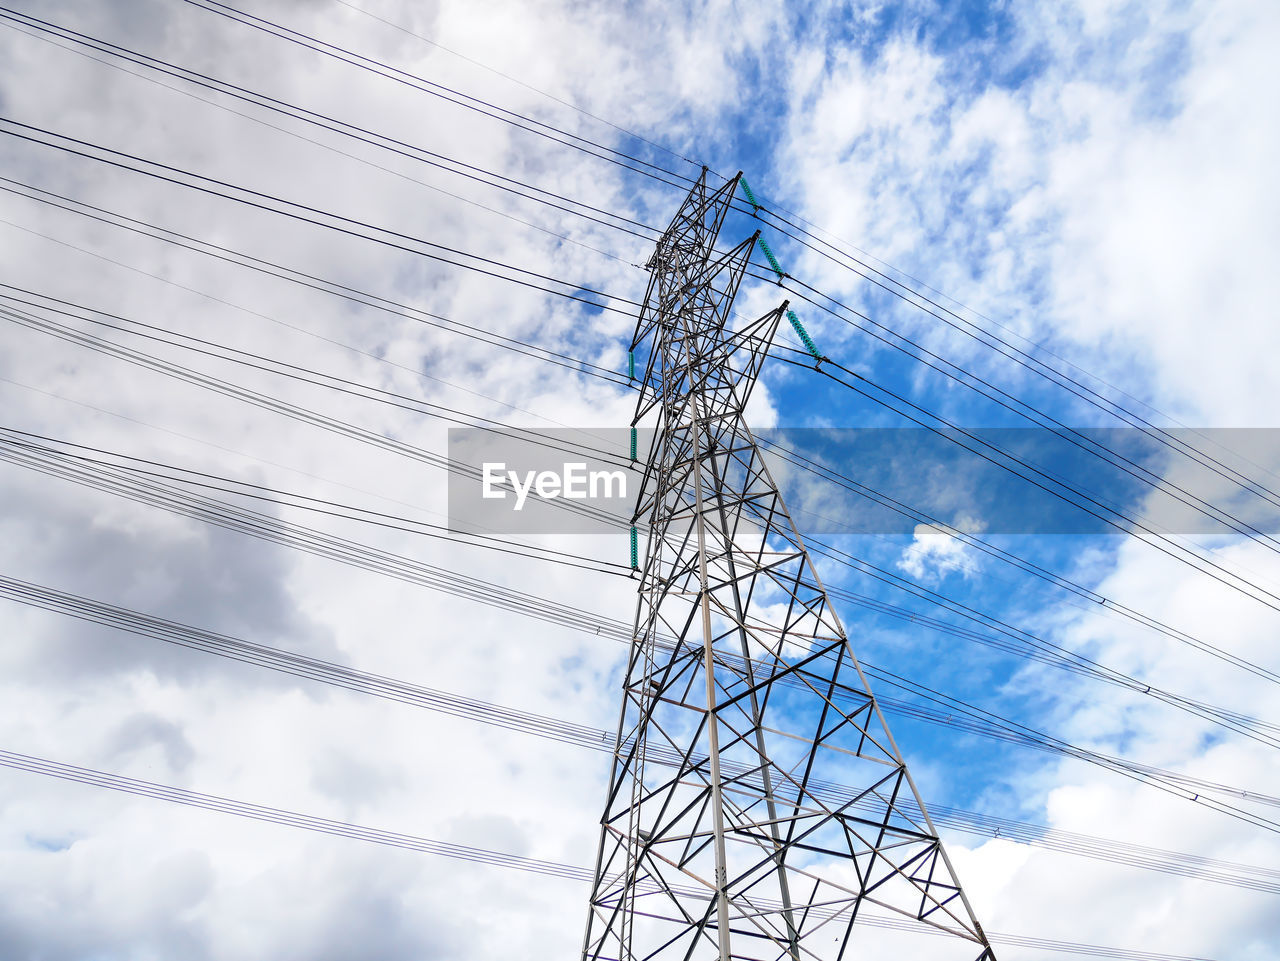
[581,170,996,961]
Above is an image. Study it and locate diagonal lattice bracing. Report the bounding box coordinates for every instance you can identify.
[583,169,997,961]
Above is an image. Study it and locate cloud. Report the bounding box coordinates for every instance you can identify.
[1,0,1278,958]
[896,516,985,581]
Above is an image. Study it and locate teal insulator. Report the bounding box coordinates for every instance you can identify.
[628,349,635,380]
[757,236,784,279]
[630,426,637,461]
[630,526,639,569]
[738,175,760,211]
[787,309,822,360]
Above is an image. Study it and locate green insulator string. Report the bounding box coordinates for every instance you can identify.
[747,193,821,358]
[630,426,637,461]
[738,175,760,212]
[756,236,785,280]
[787,309,822,360]
[628,349,635,380]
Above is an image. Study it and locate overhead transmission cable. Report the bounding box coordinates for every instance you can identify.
[0,7,658,263]
[744,197,1280,513]
[0,285,630,470]
[178,0,696,191]
[772,349,1280,614]
[743,237,1280,601]
[7,169,1268,665]
[0,372,508,545]
[0,436,627,636]
[22,170,1211,637]
[0,749,1219,961]
[0,117,640,316]
[0,214,596,428]
[8,116,1277,615]
[173,0,1280,520]
[2,429,1277,813]
[3,435,1278,834]
[759,434,1280,685]
[6,176,1267,694]
[5,84,1274,742]
[0,431,625,573]
[153,0,1280,531]
[755,182,1280,605]
[751,263,1280,561]
[7,415,1278,750]
[8,424,1274,761]
[9,278,1280,733]
[0,302,630,535]
[10,110,1279,619]
[329,0,707,173]
[0,177,629,387]
[3,199,1272,699]
[5,92,1274,609]
[6,271,1272,680]
[2,571,1277,896]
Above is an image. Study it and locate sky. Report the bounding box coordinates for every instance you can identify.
[0,0,1278,959]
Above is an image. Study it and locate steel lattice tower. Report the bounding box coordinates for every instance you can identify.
[581,171,997,961]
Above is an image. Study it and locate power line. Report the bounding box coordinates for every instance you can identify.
[762,267,1280,559]
[21,274,1280,741]
[0,214,591,427]
[0,749,1220,961]
[178,0,697,192]
[15,273,1279,735]
[4,433,1275,833]
[2,571,1275,896]
[173,0,1280,538]
[18,179,1266,703]
[9,100,1278,627]
[9,113,1272,615]
[0,431,627,574]
[9,125,1273,678]
[176,0,1280,547]
[10,403,1279,754]
[776,351,1280,616]
[746,200,1280,516]
[0,435,631,640]
[0,305,633,544]
[11,418,1277,762]
[11,270,1279,762]
[0,285,629,469]
[127,0,1280,549]
[4,175,1266,692]
[7,99,1269,716]
[0,6,660,259]
[0,299,630,532]
[7,166,1273,695]
[0,117,642,315]
[25,0,1259,545]
[760,435,1280,700]
[9,280,1277,748]
[329,0,706,173]
[0,177,630,386]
